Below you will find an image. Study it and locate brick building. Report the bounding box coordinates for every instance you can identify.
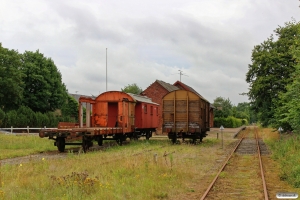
[142,80,214,134]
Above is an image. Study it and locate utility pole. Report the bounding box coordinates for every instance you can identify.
[106,48,107,91]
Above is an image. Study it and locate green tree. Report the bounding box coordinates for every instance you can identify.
[21,50,68,113]
[61,95,79,121]
[0,43,24,111]
[121,83,143,94]
[234,102,255,123]
[274,29,300,133]
[246,21,300,127]
[212,97,233,118]
[0,108,5,127]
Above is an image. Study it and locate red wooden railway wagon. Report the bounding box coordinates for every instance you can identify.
[127,93,159,139]
[162,90,210,144]
[39,91,159,152]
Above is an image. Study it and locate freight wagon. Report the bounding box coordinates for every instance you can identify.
[162,90,210,143]
[39,91,159,152]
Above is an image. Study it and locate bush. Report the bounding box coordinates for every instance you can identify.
[214,116,248,128]
[0,108,5,126]
[1,109,77,128]
[3,110,18,127]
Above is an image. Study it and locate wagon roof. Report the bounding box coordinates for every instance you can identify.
[127,93,159,105]
[173,81,210,103]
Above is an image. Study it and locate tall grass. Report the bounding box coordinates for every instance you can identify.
[263,128,300,187]
[0,134,57,159]
[0,139,220,199]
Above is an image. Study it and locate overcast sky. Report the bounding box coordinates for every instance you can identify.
[1,0,300,105]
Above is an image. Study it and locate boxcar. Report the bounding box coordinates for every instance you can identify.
[162,90,210,143]
[127,93,159,139]
[39,91,159,152]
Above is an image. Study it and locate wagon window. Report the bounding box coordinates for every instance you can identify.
[144,105,147,114]
[150,106,153,115]
[156,106,158,116]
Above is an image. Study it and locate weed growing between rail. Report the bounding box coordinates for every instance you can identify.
[0,138,221,199]
[263,128,300,188]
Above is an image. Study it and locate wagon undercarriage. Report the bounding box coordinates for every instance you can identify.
[168,131,208,144]
[39,127,154,152]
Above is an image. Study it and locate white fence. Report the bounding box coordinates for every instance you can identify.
[0,126,57,134]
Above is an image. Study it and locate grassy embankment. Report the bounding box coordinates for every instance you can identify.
[261,128,300,188]
[0,135,220,200]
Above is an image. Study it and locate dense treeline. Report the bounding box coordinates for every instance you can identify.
[0,44,78,128]
[212,96,255,128]
[246,20,300,133]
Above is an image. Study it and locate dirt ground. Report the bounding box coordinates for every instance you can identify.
[171,126,299,200]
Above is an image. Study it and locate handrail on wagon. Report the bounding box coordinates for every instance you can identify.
[1,126,57,134]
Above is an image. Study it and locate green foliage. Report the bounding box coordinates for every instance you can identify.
[266,135,300,187]
[121,83,143,94]
[21,50,68,113]
[214,116,245,128]
[274,26,300,133]
[61,95,78,121]
[0,107,5,126]
[0,108,75,128]
[0,45,78,127]
[246,20,300,127]
[0,43,24,111]
[212,97,252,127]
[212,97,233,118]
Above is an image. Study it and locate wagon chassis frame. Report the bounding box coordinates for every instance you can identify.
[40,127,128,152]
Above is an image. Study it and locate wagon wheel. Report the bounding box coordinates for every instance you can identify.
[116,139,123,146]
[56,137,65,152]
[97,135,103,146]
[199,136,203,142]
[132,132,138,141]
[171,133,177,144]
[192,135,197,144]
[146,132,150,140]
[82,137,93,153]
[116,135,126,146]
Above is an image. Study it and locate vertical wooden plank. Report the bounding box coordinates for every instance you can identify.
[173,91,176,132]
[79,102,83,128]
[187,93,189,132]
[86,103,90,127]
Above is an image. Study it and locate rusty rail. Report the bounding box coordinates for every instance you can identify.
[200,127,269,199]
[200,136,244,200]
[255,127,269,200]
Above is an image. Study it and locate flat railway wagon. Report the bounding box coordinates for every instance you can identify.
[162,90,210,144]
[39,91,159,152]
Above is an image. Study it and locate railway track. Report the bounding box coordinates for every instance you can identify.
[200,127,270,200]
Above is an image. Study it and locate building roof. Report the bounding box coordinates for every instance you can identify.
[127,93,159,105]
[156,80,179,92]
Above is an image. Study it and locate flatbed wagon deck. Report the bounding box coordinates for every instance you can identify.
[39,127,124,138]
[39,126,128,153]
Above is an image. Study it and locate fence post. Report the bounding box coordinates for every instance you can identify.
[11,126,13,134]
[44,126,46,129]
[27,126,29,134]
